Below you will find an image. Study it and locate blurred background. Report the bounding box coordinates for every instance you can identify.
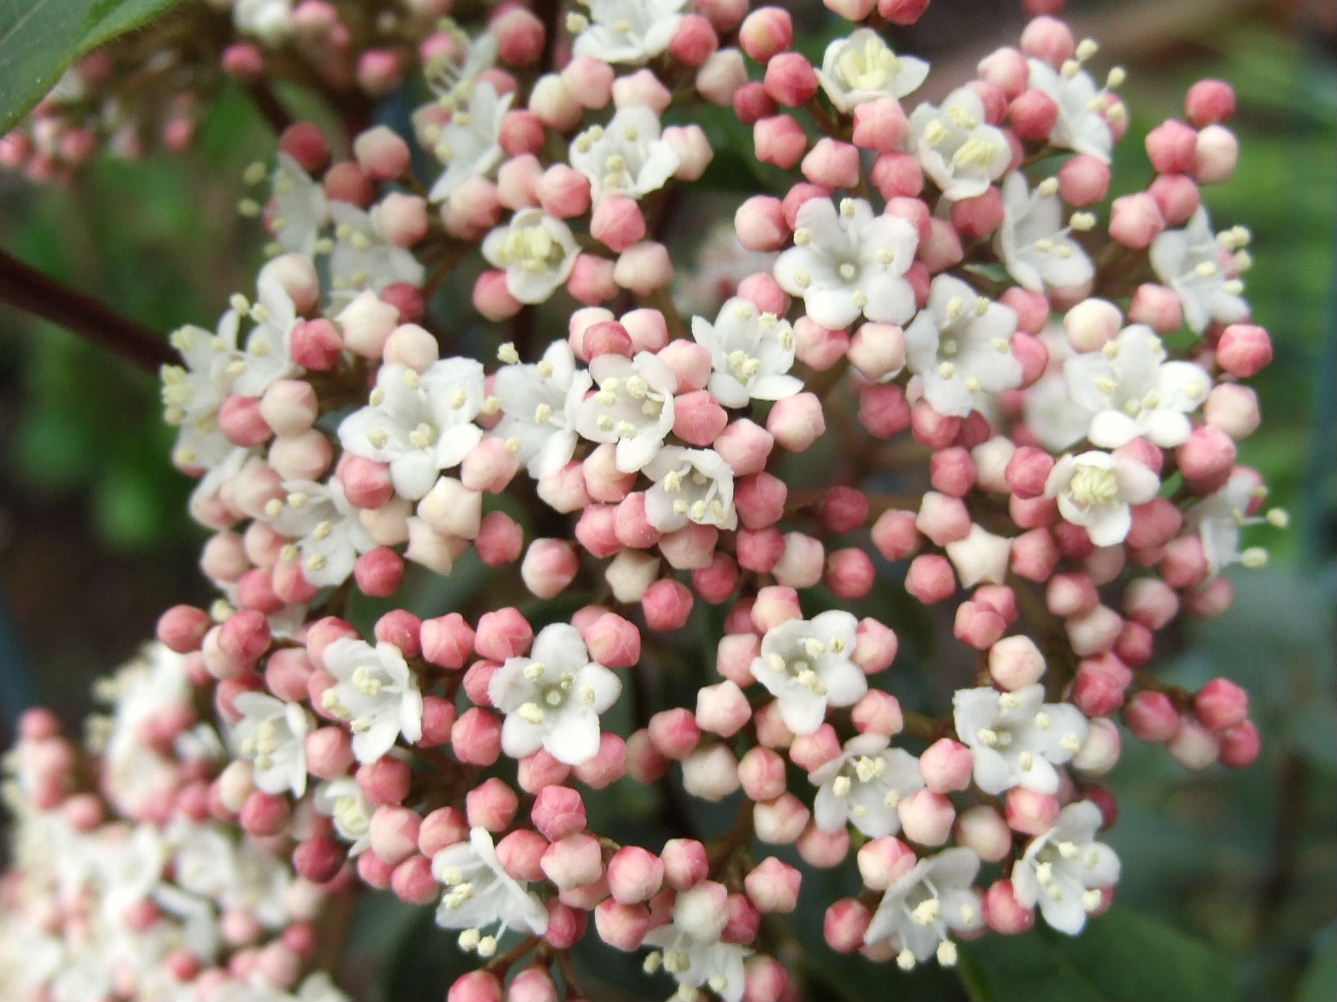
[0,1,1331,999]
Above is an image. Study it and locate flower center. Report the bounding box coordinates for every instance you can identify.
[1069,465,1119,506]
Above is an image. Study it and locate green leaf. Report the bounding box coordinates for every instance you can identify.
[958,909,1242,1002]
[1295,925,1337,1002]
[0,0,186,135]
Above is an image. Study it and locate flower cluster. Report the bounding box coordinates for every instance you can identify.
[1,1,1283,1000]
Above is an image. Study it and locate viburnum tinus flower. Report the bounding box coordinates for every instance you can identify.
[488,623,622,765]
[691,297,802,408]
[643,446,738,533]
[1186,471,1266,576]
[997,173,1095,293]
[482,208,581,304]
[1012,801,1121,934]
[909,86,1011,200]
[570,0,686,65]
[433,827,549,944]
[1046,449,1161,546]
[952,684,1089,794]
[269,477,377,587]
[642,883,751,1002]
[864,847,984,970]
[270,151,329,256]
[427,81,512,203]
[492,339,593,479]
[315,777,374,855]
[817,28,930,112]
[809,734,925,838]
[320,639,424,762]
[329,201,425,298]
[1151,207,1249,333]
[1025,57,1115,161]
[570,105,679,202]
[575,350,678,472]
[753,611,867,735]
[774,197,918,329]
[229,691,311,797]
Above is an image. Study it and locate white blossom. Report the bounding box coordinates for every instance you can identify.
[908,86,1011,200]
[752,611,867,736]
[232,267,302,398]
[569,105,679,202]
[338,358,486,501]
[817,28,930,112]
[492,339,592,478]
[1046,449,1160,546]
[643,447,737,533]
[1150,207,1249,333]
[952,684,1089,795]
[690,297,801,408]
[481,208,580,304]
[230,692,311,798]
[1185,472,1264,576]
[864,848,984,970]
[270,152,328,256]
[1064,324,1211,448]
[945,523,1013,588]
[774,197,918,330]
[1012,801,1120,934]
[571,0,686,65]
[268,478,377,587]
[320,639,424,763]
[574,350,678,472]
[997,173,1094,293]
[810,734,924,838]
[488,624,622,766]
[905,274,1022,417]
[328,201,425,303]
[642,885,751,1002]
[1026,58,1113,162]
[234,0,292,46]
[427,81,512,203]
[433,827,549,943]
[314,778,374,855]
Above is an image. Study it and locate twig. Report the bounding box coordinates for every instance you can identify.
[0,247,175,372]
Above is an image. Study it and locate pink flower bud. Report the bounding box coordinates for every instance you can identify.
[1066,604,1125,659]
[1005,787,1060,836]
[449,971,503,1002]
[789,724,842,772]
[955,804,1012,862]
[1219,720,1260,768]
[559,57,614,109]
[851,690,903,737]
[1178,425,1237,490]
[801,138,860,189]
[905,553,955,604]
[590,195,646,252]
[897,789,955,846]
[1127,282,1184,333]
[793,314,849,369]
[733,80,778,124]
[697,48,748,106]
[612,69,672,113]
[669,14,719,66]
[771,532,824,589]
[543,900,588,949]
[753,114,809,168]
[492,829,547,883]
[1193,124,1238,184]
[369,805,421,866]
[661,838,710,890]
[1186,78,1236,127]
[826,548,875,600]
[823,898,871,953]
[1195,677,1249,732]
[1058,153,1111,206]
[696,680,752,738]
[350,548,400,598]
[852,837,915,892]
[920,738,974,793]
[916,492,971,546]
[767,391,825,451]
[1216,323,1272,378]
[740,7,794,61]
[671,389,728,446]
[541,833,604,891]
[450,709,502,766]
[682,744,741,801]
[157,605,212,653]
[465,777,518,833]
[734,472,787,531]
[797,821,850,867]
[1009,88,1059,141]
[851,96,909,152]
[751,793,808,845]
[1046,572,1098,617]
[642,578,694,630]
[520,538,580,600]
[1160,535,1209,590]
[910,400,962,449]
[240,790,290,837]
[292,836,344,884]
[603,847,663,907]
[1149,172,1201,226]
[1146,119,1198,175]
[1063,297,1122,353]
[984,879,1036,935]
[443,177,503,240]
[1109,192,1165,249]
[1020,15,1075,66]
[613,241,673,294]
[1167,717,1220,770]
[594,899,651,952]
[978,46,1029,96]
[358,756,412,806]
[870,151,924,198]
[532,785,587,842]
[1204,383,1260,440]
[475,607,533,661]
[735,195,790,251]
[743,857,801,914]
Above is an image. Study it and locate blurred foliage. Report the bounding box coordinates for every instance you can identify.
[0,2,1331,1001]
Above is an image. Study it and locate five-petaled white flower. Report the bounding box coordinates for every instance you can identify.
[752,611,867,735]
[642,884,752,1002]
[774,197,918,330]
[314,777,374,855]
[493,339,593,479]
[1012,800,1121,934]
[1150,207,1249,333]
[569,105,680,203]
[574,350,678,472]
[644,447,738,533]
[328,201,425,303]
[268,477,377,587]
[338,358,486,501]
[571,0,686,65]
[810,733,925,838]
[320,639,424,763]
[1185,472,1266,576]
[488,623,622,766]
[1064,323,1211,448]
[909,86,1011,200]
[482,208,581,305]
[1045,449,1160,546]
[817,28,930,112]
[270,152,329,256]
[997,173,1095,293]
[161,308,241,472]
[691,297,802,408]
[952,684,1089,795]
[864,847,984,971]
[433,826,549,949]
[428,81,513,203]
[1026,58,1113,162]
[905,274,1022,418]
[230,691,311,798]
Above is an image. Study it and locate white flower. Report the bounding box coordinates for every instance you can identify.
[774,197,918,330]
[904,275,1022,417]
[817,28,930,112]
[944,523,1012,588]
[338,358,486,501]
[574,350,678,472]
[427,82,513,203]
[1150,207,1249,333]
[162,310,239,430]
[482,209,580,304]
[231,267,302,398]
[952,684,1089,795]
[997,173,1094,293]
[1026,58,1113,162]
[314,777,374,855]
[691,297,801,408]
[329,201,425,303]
[1185,472,1263,576]
[569,105,679,202]
[492,339,592,479]
[230,692,311,798]
[643,447,737,533]
[572,0,686,65]
[1064,324,1211,448]
[234,0,293,46]
[642,885,752,1002]
[320,639,424,763]
[751,611,867,735]
[270,152,328,256]
[433,827,549,943]
[1046,449,1160,546]
[909,86,1011,200]
[423,30,498,108]
[810,734,924,838]
[1012,801,1120,934]
[489,624,622,766]
[268,478,377,587]
[864,848,984,970]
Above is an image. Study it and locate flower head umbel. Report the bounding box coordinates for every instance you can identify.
[570,106,679,203]
[691,297,801,408]
[320,639,424,762]
[774,197,918,330]
[489,624,622,766]
[952,685,1089,794]
[644,447,738,533]
[904,275,1022,417]
[574,350,678,472]
[1012,801,1120,934]
[433,826,549,949]
[810,734,924,838]
[865,848,984,970]
[230,692,310,797]
[482,209,580,305]
[1046,450,1160,546]
[817,28,930,112]
[753,611,867,735]
[997,173,1095,293]
[909,86,1011,200]
[493,339,593,479]
[642,883,752,1002]
[1150,207,1249,333]
[571,0,686,65]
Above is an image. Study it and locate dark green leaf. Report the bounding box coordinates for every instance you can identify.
[1295,925,1337,1002]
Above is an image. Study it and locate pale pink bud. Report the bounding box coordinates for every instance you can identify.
[793,314,849,369]
[1123,689,1180,743]
[304,726,354,781]
[696,680,752,737]
[1064,297,1121,353]
[735,195,790,251]
[851,96,909,152]
[732,472,785,531]
[1160,535,1209,590]
[518,538,579,600]
[753,114,808,168]
[497,154,542,211]
[289,317,342,370]
[594,900,651,952]
[277,123,327,173]
[910,400,961,449]
[450,708,502,766]
[1047,571,1099,616]
[557,56,612,110]
[589,195,646,253]
[666,390,725,447]
[1204,383,1259,440]
[612,69,672,113]
[1178,425,1237,490]
[1193,124,1238,184]
[606,846,664,905]
[662,523,721,571]
[324,161,374,208]
[1196,677,1249,732]
[646,708,701,761]
[1216,323,1272,378]
[337,291,399,358]
[797,821,850,868]
[697,48,749,106]
[292,836,343,884]
[742,857,800,915]
[240,790,290,837]
[1219,720,1260,768]
[417,806,469,857]
[1109,192,1165,249]
[661,838,710,890]
[1006,787,1060,835]
[642,578,694,630]
[870,150,924,198]
[737,746,786,802]
[157,605,212,653]
[870,508,921,562]
[528,73,581,130]
[826,548,875,600]
[740,7,793,61]
[531,785,587,842]
[1058,153,1111,205]
[801,138,860,189]
[880,0,931,23]
[789,724,842,772]
[543,900,587,949]
[541,834,603,891]
[669,14,720,66]
[709,422,771,481]
[418,696,456,748]
[977,46,1029,96]
[449,971,503,1002]
[823,899,871,953]
[906,553,955,604]
[955,804,1012,862]
[682,743,741,801]
[916,491,971,546]
[1020,15,1074,65]
[443,177,503,239]
[475,607,533,661]
[753,793,810,844]
[770,532,822,589]
[517,749,571,793]
[494,110,543,158]
[473,270,522,321]
[369,805,421,866]
[767,392,825,452]
[1186,79,1236,126]
[897,789,955,846]
[955,599,1006,650]
[1066,603,1124,658]
[1149,172,1201,226]
[984,879,1036,935]
[1074,717,1122,775]
[492,829,547,883]
[851,690,903,737]
[613,241,673,294]
[1145,119,1197,175]
[357,756,412,807]
[919,738,974,793]
[1168,717,1220,770]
